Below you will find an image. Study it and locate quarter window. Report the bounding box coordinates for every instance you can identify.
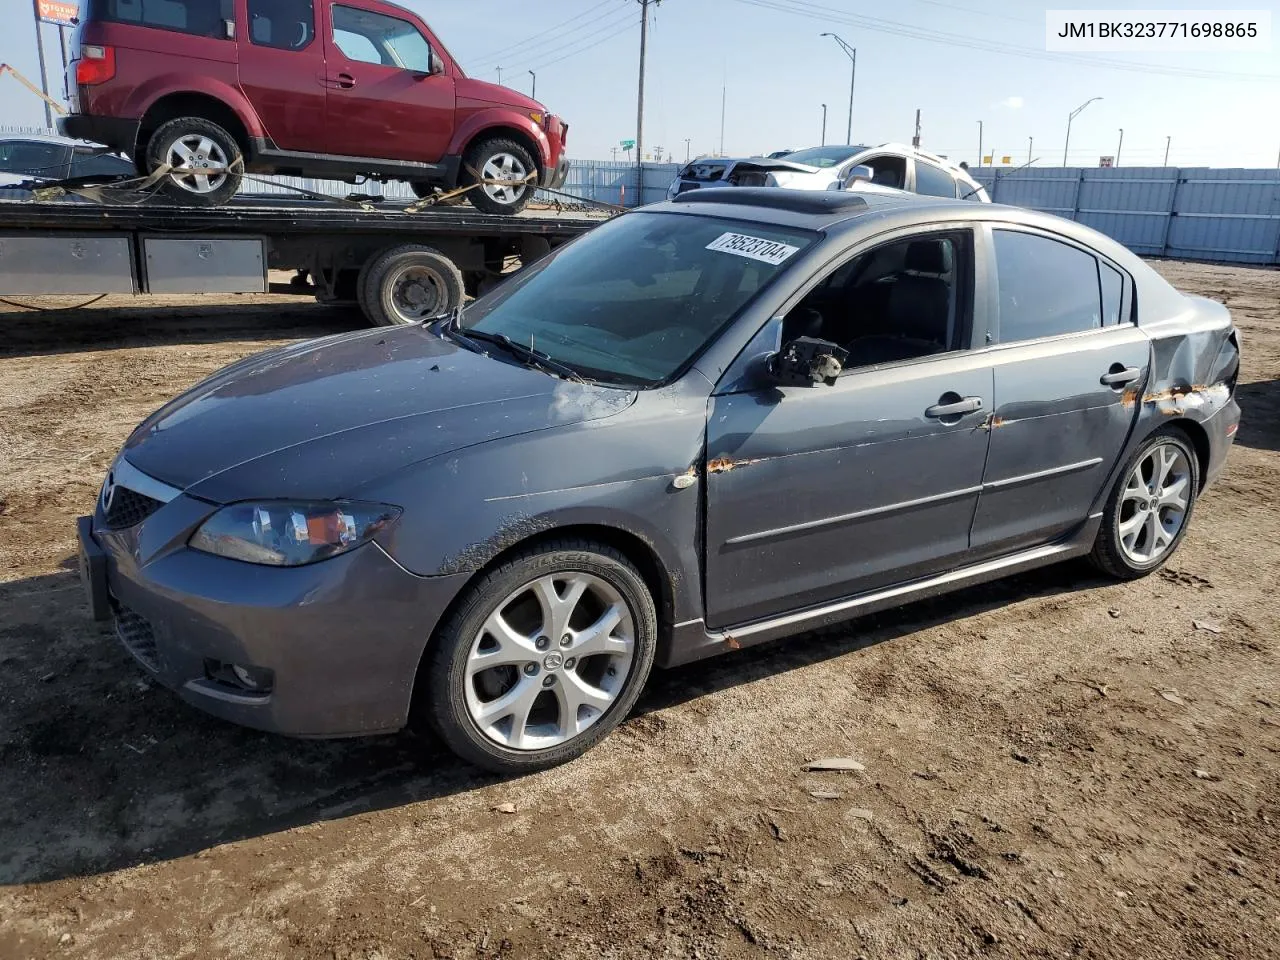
[332,5,433,72]
[993,230,1102,342]
[1100,261,1125,325]
[914,162,957,198]
[89,0,233,38]
[248,0,315,50]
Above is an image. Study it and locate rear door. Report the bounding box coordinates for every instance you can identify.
[238,0,329,150]
[321,0,455,162]
[969,224,1148,555]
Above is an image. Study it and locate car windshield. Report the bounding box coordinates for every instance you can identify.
[780,145,868,168]
[460,212,817,386]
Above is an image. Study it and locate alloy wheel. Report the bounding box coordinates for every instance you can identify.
[163,134,231,194]
[464,572,636,750]
[480,152,530,206]
[1117,441,1192,564]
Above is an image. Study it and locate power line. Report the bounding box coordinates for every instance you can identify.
[520,15,638,73]
[726,0,1280,84]
[912,0,1036,25]
[467,0,619,66]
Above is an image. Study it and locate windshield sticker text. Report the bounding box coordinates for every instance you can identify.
[705,232,800,266]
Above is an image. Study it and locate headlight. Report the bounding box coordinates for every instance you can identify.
[189,501,401,567]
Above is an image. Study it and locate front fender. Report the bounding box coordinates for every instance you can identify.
[448,108,551,168]
[125,76,265,139]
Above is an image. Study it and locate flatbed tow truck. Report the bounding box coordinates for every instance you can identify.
[0,192,610,326]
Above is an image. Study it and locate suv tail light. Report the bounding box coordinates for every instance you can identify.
[76,45,116,86]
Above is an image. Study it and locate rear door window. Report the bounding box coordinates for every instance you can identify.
[0,141,68,177]
[1100,261,1126,325]
[993,229,1103,342]
[248,0,315,50]
[90,0,234,38]
[914,161,958,198]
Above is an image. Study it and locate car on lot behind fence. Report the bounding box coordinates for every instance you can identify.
[668,143,989,203]
[0,133,133,187]
[79,187,1239,774]
[59,0,569,212]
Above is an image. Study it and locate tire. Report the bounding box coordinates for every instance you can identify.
[356,244,465,327]
[1089,426,1201,580]
[144,117,243,207]
[463,137,538,215]
[424,539,658,774]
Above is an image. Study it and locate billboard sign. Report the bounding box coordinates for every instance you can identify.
[37,0,79,26]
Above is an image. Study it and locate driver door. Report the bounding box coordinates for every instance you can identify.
[703,227,994,628]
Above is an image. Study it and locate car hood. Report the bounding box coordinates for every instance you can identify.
[678,156,823,181]
[455,76,543,111]
[121,326,635,503]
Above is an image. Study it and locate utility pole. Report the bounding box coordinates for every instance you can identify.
[1027,136,1033,163]
[1063,96,1102,166]
[912,109,921,149]
[496,66,503,86]
[635,0,654,204]
[30,0,53,129]
[683,138,691,162]
[820,33,856,143]
[1116,128,1123,166]
[977,120,983,168]
[719,85,726,156]
[529,70,536,101]
[820,104,827,146]
[1164,135,1172,167]
[58,25,69,74]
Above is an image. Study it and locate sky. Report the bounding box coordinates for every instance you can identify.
[3,0,1278,168]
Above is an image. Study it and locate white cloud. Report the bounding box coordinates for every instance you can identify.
[999,96,1025,109]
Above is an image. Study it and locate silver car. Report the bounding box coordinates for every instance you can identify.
[667,143,990,202]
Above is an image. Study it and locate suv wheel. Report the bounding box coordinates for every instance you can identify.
[145,117,243,207]
[357,244,464,326]
[1090,427,1200,579]
[424,539,658,773]
[463,138,537,215]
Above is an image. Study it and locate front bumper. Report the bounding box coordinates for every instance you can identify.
[78,492,470,737]
[543,150,570,190]
[59,113,142,155]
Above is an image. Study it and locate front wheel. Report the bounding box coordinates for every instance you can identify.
[1090,427,1200,579]
[424,540,658,774]
[463,138,538,215]
[144,117,243,206]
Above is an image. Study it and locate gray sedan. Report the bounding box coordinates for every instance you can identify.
[79,187,1241,773]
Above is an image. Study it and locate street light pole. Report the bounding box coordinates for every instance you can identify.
[30,0,53,129]
[821,103,827,146]
[1116,127,1123,166]
[820,33,856,143]
[683,138,691,162]
[529,70,536,101]
[977,120,983,168]
[1164,135,1172,167]
[1063,96,1102,167]
[1028,136,1033,163]
[496,66,503,85]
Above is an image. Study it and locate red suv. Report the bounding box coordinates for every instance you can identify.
[59,0,569,213]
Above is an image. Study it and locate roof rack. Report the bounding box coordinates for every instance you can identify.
[670,187,869,215]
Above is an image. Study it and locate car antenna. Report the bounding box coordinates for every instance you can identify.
[961,157,1038,201]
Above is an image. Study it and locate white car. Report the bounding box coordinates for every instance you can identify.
[667,143,990,203]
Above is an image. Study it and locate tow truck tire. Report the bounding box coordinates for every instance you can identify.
[357,244,465,327]
[145,117,243,207]
[463,138,538,216]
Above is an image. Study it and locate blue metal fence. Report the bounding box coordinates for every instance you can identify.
[971,165,1280,265]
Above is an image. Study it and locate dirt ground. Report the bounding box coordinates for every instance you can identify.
[0,261,1277,960]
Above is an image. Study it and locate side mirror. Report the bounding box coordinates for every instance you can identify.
[430,50,445,74]
[843,164,874,187]
[768,336,848,387]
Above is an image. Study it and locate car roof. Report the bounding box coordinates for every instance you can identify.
[660,185,928,229]
[0,133,107,149]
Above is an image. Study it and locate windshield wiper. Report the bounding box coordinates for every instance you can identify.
[455,327,587,383]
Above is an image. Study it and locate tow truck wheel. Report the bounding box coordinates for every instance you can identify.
[357,244,465,327]
[145,117,243,207]
[463,138,537,216]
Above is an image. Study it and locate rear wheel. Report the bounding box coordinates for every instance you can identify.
[144,117,243,206]
[356,244,464,326]
[424,540,657,773]
[463,138,538,215]
[1090,427,1200,579]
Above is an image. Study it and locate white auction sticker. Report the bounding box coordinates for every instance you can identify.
[705,232,801,265]
[1046,10,1271,52]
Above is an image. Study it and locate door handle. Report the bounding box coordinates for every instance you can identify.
[1100,365,1141,387]
[925,396,983,419]
[332,73,356,89]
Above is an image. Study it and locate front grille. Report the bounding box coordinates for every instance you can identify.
[104,486,163,530]
[114,602,159,672]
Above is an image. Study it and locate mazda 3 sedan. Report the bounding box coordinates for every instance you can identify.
[79,187,1240,773]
